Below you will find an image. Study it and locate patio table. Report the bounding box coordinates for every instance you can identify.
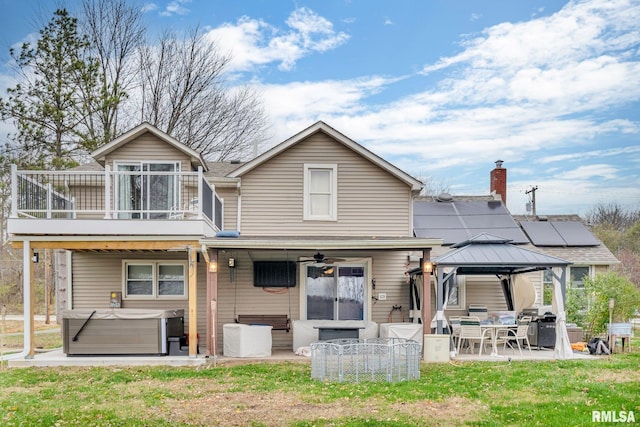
[480,324,516,357]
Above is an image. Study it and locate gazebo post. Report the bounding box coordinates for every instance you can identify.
[436,267,445,334]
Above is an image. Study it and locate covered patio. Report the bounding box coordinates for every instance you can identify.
[430,233,575,360]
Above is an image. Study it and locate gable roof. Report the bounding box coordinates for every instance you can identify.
[227,121,423,191]
[91,122,208,171]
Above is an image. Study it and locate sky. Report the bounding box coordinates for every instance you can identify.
[0,0,639,216]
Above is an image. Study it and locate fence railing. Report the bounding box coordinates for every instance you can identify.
[10,165,223,230]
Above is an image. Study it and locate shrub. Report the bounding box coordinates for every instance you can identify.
[582,272,640,338]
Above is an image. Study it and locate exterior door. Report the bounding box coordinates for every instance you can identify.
[115,162,178,219]
[305,264,365,320]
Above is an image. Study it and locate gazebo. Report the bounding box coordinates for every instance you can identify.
[431,233,574,359]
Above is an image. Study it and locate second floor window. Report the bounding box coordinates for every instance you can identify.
[304,164,337,221]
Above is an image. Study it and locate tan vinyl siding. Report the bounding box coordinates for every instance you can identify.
[104,132,194,172]
[71,252,208,339]
[215,250,299,350]
[370,251,414,323]
[215,187,238,231]
[239,133,412,236]
[464,276,510,312]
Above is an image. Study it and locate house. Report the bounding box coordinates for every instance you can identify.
[8,121,441,359]
[7,122,617,361]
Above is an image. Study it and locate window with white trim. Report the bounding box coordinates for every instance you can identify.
[542,269,554,305]
[445,274,465,309]
[123,261,187,299]
[304,164,337,221]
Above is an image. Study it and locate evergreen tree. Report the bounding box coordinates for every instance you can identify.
[0,9,101,170]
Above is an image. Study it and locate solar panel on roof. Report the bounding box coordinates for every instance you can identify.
[413,201,457,215]
[520,221,566,245]
[466,228,529,244]
[551,221,600,246]
[413,200,529,245]
[414,228,470,244]
[454,201,507,214]
[520,221,600,246]
[462,214,515,227]
[413,215,463,229]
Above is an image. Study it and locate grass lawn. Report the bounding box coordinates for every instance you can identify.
[0,341,638,426]
[0,319,62,354]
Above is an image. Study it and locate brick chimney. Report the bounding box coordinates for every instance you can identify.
[490,160,507,204]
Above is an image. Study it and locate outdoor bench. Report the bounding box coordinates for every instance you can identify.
[236,314,290,332]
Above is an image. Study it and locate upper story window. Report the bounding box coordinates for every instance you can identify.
[304,164,337,221]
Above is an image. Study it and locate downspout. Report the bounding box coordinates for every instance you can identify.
[0,240,33,361]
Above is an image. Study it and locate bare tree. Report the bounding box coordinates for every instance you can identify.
[585,202,640,231]
[137,27,268,160]
[80,0,145,145]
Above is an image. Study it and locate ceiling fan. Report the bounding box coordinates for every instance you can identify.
[297,251,345,265]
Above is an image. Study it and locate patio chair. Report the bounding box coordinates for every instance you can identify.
[495,316,532,355]
[467,305,488,321]
[457,316,491,356]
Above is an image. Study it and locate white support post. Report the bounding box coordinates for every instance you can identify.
[47,183,53,219]
[10,164,18,218]
[104,165,111,219]
[197,166,204,219]
[23,240,34,359]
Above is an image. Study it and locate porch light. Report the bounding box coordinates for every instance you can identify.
[208,261,218,273]
[32,252,39,263]
[422,261,433,274]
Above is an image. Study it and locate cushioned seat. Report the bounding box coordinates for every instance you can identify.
[223,324,272,357]
[379,323,424,351]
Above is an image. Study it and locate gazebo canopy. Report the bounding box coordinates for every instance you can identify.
[430,233,574,359]
[433,233,571,275]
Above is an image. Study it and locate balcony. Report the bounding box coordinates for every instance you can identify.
[8,165,223,238]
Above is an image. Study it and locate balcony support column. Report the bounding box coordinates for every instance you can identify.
[188,246,198,357]
[10,165,17,218]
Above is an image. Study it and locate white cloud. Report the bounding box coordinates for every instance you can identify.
[159,0,191,17]
[556,164,618,180]
[384,17,393,26]
[207,7,349,72]
[141,3,158,13]
[243,1,640,215]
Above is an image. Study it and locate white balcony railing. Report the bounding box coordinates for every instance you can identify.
[10,164,223,231]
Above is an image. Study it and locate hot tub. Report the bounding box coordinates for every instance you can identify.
[62,308,184,356]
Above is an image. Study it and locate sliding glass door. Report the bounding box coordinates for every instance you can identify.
[305,264,365,320]
[115,162,179,219]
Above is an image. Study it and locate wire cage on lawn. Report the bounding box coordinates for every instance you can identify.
[310,338,421,383]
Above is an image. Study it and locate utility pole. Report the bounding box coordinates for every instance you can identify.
[526,186,539,217]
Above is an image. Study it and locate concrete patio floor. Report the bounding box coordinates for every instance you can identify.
[5,345,600,368]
